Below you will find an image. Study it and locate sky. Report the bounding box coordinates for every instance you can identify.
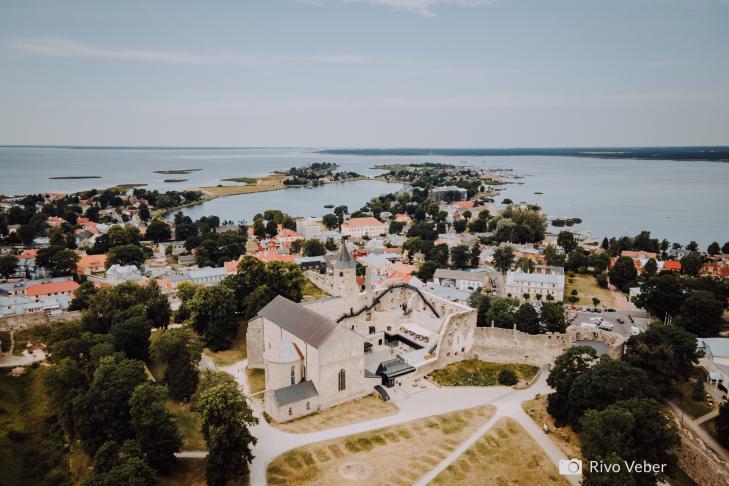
[1,0,728,147]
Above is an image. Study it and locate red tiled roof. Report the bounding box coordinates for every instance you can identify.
[663,260,681,271]
[26,280,79,296]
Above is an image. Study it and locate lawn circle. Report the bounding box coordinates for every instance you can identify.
[338,460,373,480]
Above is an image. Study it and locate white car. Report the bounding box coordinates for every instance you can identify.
[599,322,614,331]
[630,326,641,336]
[580,322,598,330]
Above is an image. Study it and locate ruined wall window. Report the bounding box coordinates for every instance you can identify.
[306,401,310,410]
[338,369,346,391]
[369,326,375,335]
[290,366,295,385]
[288,407,292,416]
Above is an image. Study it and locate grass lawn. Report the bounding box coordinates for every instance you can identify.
[431,359,539,387]
[167,400,206,451]
[11,324,53,355]
[301,279,331,302]
[431,417,568,486]
[563,274,615,307]
[0,367,79,485]
[274,394,398,433]
[247,368,266,395]
[267,405,495,486]
[203,320,248,367]
[674,379,714,419]
[522,394,582,461]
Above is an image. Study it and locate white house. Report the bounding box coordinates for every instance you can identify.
[432,269,490,291]
[340,217,387,239]
[505,267,565,301]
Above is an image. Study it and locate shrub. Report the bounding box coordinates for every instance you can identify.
[498,369,518,386]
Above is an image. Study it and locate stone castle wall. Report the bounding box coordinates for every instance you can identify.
[0,310,81,332]
[246,317,265,369]
[676,423,729,485]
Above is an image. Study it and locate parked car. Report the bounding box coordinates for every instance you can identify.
[630,326,640,336]
[617,318,625,324]
[580,322,598,330]
[599,322,614,331]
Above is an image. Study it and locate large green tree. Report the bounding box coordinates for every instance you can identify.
[540,302,567,333]
[198,381,258,486]
[150,328,202,400]
[547,346,598,426]
[189,285,238,350]
[514,303,540,334]
[129,383,181,472]
[0,254,18,279]
[609,256,637,292]
[493,245,515,273]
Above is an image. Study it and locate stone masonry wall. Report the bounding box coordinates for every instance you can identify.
[676,423,729,485]
[246,317,265,369]
[0,311,81,332]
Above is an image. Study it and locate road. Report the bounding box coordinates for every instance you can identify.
[482,265,505,297]
[184,358,581,486]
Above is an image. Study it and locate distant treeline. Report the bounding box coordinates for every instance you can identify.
[317,146,729,162]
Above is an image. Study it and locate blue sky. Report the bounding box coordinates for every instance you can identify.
[1,0,728,147]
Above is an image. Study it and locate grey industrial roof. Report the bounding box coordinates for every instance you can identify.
[258,295,337,348]
[273,380,319,406]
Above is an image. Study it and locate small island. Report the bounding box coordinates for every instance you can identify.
[153,169,202,175]
[221,177,257,184]
[48,176,102,180]
[163,178,188,183]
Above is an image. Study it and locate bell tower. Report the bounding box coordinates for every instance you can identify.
[334,241,357,296]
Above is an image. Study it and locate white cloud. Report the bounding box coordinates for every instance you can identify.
[350,0,494,16]
[0,37,371,66]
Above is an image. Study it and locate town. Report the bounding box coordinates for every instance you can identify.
[1,160,728,486]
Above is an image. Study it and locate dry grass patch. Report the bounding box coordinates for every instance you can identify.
[431,359,539,387]
[301,279,331,302]
[157,458,211,486]
[166,401,205,451]
[203,321,248,367]
[274,394,398,433]
[563,274,614,306]
[522,394,582,461]
[247,367,266,395]
[267,405,495,486]
[431,417,568,486]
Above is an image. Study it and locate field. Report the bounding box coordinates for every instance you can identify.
[430,359,539,387]
[563,274,614,306]
[274,394,398,433]
[430,418,568,486]
[199,174,287,197]
[522,394,582,460]
[267,405,495,486]
[0,368,77,485]
[203,320,248,366]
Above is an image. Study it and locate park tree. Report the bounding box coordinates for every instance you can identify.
[198,381,258,486]
[540,301,567,333]
[107,244,145,268]
[483,296,519,328]
[415,260,437,282]
[493,245,515,273]
[145,219,172,242]
[580,398,679,485]
[189,285,238,351]
[623,325,698,397]
[110,314,153,361]
[632,273,685,320]
[608,256,637,292]
[129,383,182,472]
[566,357,658,428]
[138,203,150,222]
[686,241,699,252]
[88,440,155,486]
[265,220,278,237]
[514,256,535,273]
[322,213,338,229]
[674,290,725,337]
[470,244,481,268]
[544,244,565,266]
[82,283,148,334]
[36,245,79,276]
[150,328,203,400]
[223,256,267,314]
[514,303,540,334]
[716,401,729,447]
[547,346,598,426]
[469,291,491,327]
[557,231,577,253]
[266,261,306,303]
[708,241,721,256]
[44,357,88,434]
[643,258,658,277]
[450,245,471,269]
[107,224,141,248]
[173,281,199,323]
[143,280,171,328]
[680,252,704,276]
[302,239,326,257]
[69,280,99,311]
[324,238,338,252]
[0,254,18,279]
[722,242,729,254]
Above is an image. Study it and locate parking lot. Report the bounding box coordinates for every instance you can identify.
[567,307,651,338]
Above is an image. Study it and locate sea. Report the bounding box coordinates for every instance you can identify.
[0,146,727,247]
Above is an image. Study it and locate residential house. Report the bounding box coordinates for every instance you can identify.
[340,217,387,239]
[433,269,490,291]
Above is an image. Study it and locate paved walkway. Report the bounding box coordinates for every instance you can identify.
[695,408,720,425]
[184,357,580,485]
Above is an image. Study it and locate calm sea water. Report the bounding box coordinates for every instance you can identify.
[0,146,727,246]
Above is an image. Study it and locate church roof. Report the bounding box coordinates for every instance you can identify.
[334,242,356,269]
[274,380,319,406]
[258,295,337,348]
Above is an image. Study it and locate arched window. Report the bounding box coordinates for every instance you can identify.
[369,326,375,335]
[306,401,310,410]
[338,369,346,391]
[288,407,292,416]
[290,366,295,385]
